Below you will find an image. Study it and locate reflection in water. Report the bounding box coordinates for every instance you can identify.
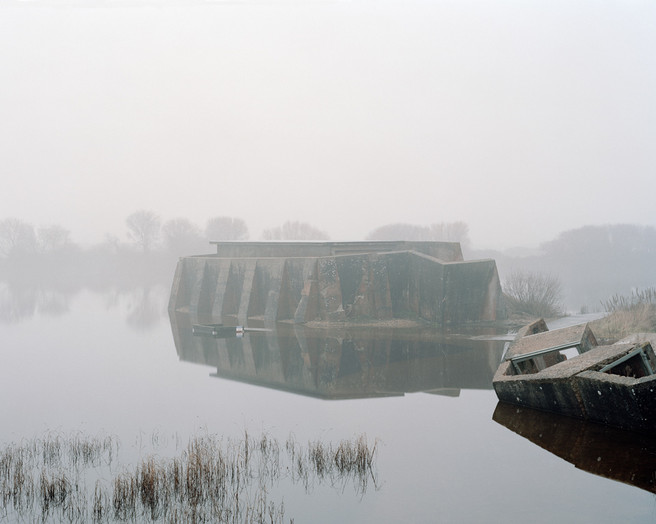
[493,402,656,494]
[0,253,176,327]
[0,281,69,324]
[0,277,169,331]
[0,281,37,323]
[170,312,507,400]
[102,285,170,331]
[123,287,167,331]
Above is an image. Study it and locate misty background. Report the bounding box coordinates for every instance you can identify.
[1,0,655,321]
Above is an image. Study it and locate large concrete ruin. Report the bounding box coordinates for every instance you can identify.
[168,241,505,327]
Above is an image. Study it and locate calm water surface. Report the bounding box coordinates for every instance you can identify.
[1,281,655,523]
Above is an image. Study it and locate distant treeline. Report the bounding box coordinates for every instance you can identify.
[1,214,654,313]
[0,213,332,260]
[0,213,472,263]
[0,214,473,326]
[473,224,656,312]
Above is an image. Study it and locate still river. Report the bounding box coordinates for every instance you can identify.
[1,279,654,523]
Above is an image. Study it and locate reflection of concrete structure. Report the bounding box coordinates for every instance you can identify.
[168,241,504,327]
[169,311,506,400]
[493,402,656,494]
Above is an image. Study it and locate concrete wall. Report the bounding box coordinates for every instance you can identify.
[576,370,656,433]
[169,242,504,327]
[493,374,587,418]
[493,341,656,433]
[210,241,464,262]
[494,363,656,433]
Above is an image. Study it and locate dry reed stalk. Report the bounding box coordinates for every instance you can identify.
[1,431,378,523]
[591,303,656,343]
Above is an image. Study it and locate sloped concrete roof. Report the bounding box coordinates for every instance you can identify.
[506,323,593,359]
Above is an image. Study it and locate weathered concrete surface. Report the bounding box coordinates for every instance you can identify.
[505,323,598,360]
[494,319,656,433]
[498,322,599,376]
[211,240,464,261]
[616,333,656,346]
[576,369,656,434]
[495,342,637,419]
[169,241,505,327]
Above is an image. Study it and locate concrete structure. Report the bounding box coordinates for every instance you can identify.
[168,241,504,327]
[494,319,656,434]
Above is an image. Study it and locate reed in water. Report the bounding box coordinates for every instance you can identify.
[0,431,378,523]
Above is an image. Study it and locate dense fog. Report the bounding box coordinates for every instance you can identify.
[1,0,655,250]
[1,0,655,317]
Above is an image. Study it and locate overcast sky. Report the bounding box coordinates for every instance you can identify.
[1,0,654,250]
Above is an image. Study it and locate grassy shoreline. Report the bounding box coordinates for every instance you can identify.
[589,304,656,344]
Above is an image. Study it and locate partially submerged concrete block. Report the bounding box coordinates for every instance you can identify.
[494,319,656,434]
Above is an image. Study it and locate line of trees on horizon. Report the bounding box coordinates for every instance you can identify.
[1,213,655,313]
[0,213,332,260]
[484,224,656,312]
[0,213,474,259]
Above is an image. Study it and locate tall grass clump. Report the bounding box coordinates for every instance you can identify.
[592,287,656,342]
[0,431,379,523]
[601,287,656,313]
[0,433,118,523]
[287,434,378,494]
[503,270,564,318]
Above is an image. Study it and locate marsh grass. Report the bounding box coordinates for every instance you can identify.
[592,287,656,343]
[0,433,118,522]
[601,287,656,313]
[0,431,378,523]
[592,304,656,343]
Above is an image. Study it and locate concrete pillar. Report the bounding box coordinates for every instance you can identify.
[259,259,285,328]
[187,259,207,320]
[211,259,232,321]
[318,257,345,321]
[237,260,257,325]
[294,259,320,323]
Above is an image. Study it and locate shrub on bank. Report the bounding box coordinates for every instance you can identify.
[503,270,564,319]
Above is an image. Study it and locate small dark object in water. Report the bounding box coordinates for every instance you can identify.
[192,324,239,338]
[192,324,269,338]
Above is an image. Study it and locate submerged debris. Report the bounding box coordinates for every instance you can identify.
[493,319,656,434]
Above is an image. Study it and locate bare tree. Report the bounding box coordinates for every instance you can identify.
[205,216,249,241]
[366,223,430,241]
[162,218,206,254]
[0,218,37,258]
[37,225,72,253]
[126,210,161,252]
[367,221,470,247]
[503,270,564,318]
[262,221,329,241]
[429,221,470,247]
